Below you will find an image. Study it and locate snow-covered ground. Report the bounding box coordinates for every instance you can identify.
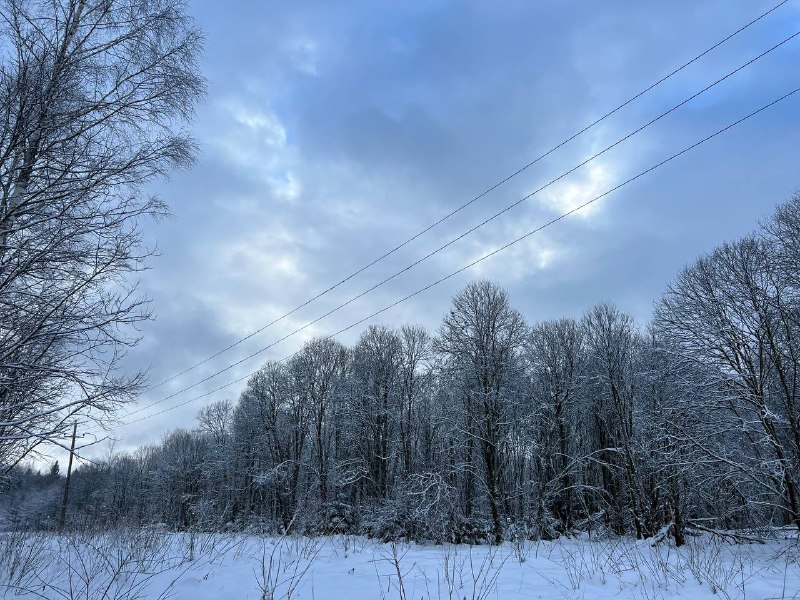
[1,529,798,599]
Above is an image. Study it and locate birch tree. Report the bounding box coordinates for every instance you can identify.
[0,0,204,468]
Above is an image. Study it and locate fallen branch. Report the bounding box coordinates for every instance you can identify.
[685,522,766,544]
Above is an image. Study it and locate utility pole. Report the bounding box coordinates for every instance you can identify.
[58,421,77,529]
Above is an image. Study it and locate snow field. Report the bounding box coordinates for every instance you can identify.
[1,530,798,599]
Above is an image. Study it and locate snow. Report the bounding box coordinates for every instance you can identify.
[2,530,798,599]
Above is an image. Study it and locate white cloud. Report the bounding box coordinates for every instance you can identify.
[212,99,301,203]
[538,161,614,220]
[272,171,301,202]
[435,223,562,284]
[228,104,287,145]
[214,231,305,282]
[90,0,799,459]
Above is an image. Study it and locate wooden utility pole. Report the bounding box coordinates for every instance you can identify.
[58,421,77,529]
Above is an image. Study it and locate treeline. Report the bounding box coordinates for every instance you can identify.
[6,194,800,545]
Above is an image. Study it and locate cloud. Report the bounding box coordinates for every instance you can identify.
[73,0,800,459]
[227,103,287,144]
[538,161,616,220]
[468,234,561,282]
[211,99,301,203]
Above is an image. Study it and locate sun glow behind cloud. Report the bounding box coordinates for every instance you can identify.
[100,0,800,457]
[538,161,615,220]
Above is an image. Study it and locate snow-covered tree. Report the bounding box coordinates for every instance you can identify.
[0,0,204,468]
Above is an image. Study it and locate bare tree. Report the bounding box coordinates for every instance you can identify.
[762,192,800,288]
[655,236,800,528]
[290,337,348,508]
[0,0,204,468]
[195,399,234,521]
[398,324,431,478]
[436,280,526,543]
[197,400,233,445]
[582,303,652,537]
[524,318,585,534]
[233,362,308,528]
[351,325,402,500]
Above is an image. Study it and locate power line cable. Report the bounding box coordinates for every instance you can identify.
[110,28,799,425]
[110,83,800,431]
[144,0,789,393]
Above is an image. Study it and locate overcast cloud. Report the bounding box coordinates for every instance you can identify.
[83,0,800,457]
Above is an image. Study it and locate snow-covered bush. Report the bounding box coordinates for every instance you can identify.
[368,473,459,543]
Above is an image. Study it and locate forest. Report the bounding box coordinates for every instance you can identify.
[0,1,798,596]
[5,194,800,550]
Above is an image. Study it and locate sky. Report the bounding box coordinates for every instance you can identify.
[74,0,800,459]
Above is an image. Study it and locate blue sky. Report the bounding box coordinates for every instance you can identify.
[89,0,800,454]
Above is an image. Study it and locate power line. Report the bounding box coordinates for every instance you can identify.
[110,83,800,431]
[144,0,789,394]
[110,28,799,424]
